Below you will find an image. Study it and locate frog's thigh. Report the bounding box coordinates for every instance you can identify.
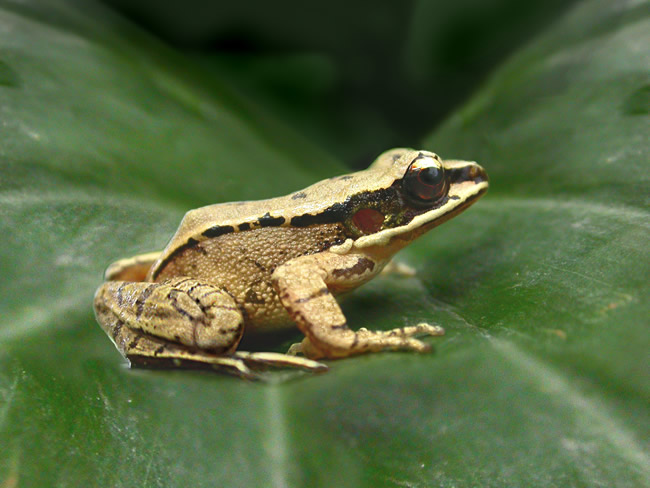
[104,251,161,281]
[272,252,444,359]
[94,277,244,354]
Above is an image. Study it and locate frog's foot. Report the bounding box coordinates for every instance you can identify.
[380,260,417,278]
[288,323,445,359]
[232,351,328,374]
[348,322,444,356]
[104,321,326,379]
[364,322,445,353]
[132,345,328,380]
[123,332,263,380]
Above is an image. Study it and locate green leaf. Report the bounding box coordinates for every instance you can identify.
[1,1,648,488]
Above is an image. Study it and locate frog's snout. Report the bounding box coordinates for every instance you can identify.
[468,163,488,184]
[448,161,488,186]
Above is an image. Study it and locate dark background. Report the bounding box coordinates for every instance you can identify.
[101,0,577,166]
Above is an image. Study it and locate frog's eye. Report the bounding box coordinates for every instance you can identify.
[403,156,448,206]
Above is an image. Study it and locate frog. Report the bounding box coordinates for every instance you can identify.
[93,148,488,378]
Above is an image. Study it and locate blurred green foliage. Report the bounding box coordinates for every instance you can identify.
[103,0,578,163]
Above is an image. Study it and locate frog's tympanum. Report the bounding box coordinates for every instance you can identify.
[94,149,488,378]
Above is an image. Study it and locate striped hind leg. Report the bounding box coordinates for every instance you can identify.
[93,277,326,378]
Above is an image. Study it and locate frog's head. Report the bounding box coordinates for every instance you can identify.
[348,148,488,249]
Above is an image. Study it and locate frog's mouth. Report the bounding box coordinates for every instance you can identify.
[353,160,488,249]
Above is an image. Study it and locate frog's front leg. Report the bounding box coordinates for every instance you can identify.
[272,252,444,359]
[94,277,326,378]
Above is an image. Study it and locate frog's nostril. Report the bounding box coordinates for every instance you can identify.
[449,163,488,184]
[470,165,488,183]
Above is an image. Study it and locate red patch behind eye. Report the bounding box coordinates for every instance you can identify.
[352,208,385,234]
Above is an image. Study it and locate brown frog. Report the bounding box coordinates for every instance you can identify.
[94,148,488,378]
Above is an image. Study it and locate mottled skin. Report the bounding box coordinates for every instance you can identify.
[94,148,488,378]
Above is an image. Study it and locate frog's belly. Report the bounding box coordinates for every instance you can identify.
[153,225,346,333]
[240,291,295,333]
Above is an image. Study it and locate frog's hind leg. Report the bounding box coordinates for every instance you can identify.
[124,341,327,378]
[104,251,161,282]
[97,313,327,379]
[231,351,328,375]
[94,277,245,352]
[105,322,265,379]
[93,277,327,378]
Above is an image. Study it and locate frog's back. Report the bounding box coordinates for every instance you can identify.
[143,158,407,329]
[147,156,410,285]
[148,189,349,279]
